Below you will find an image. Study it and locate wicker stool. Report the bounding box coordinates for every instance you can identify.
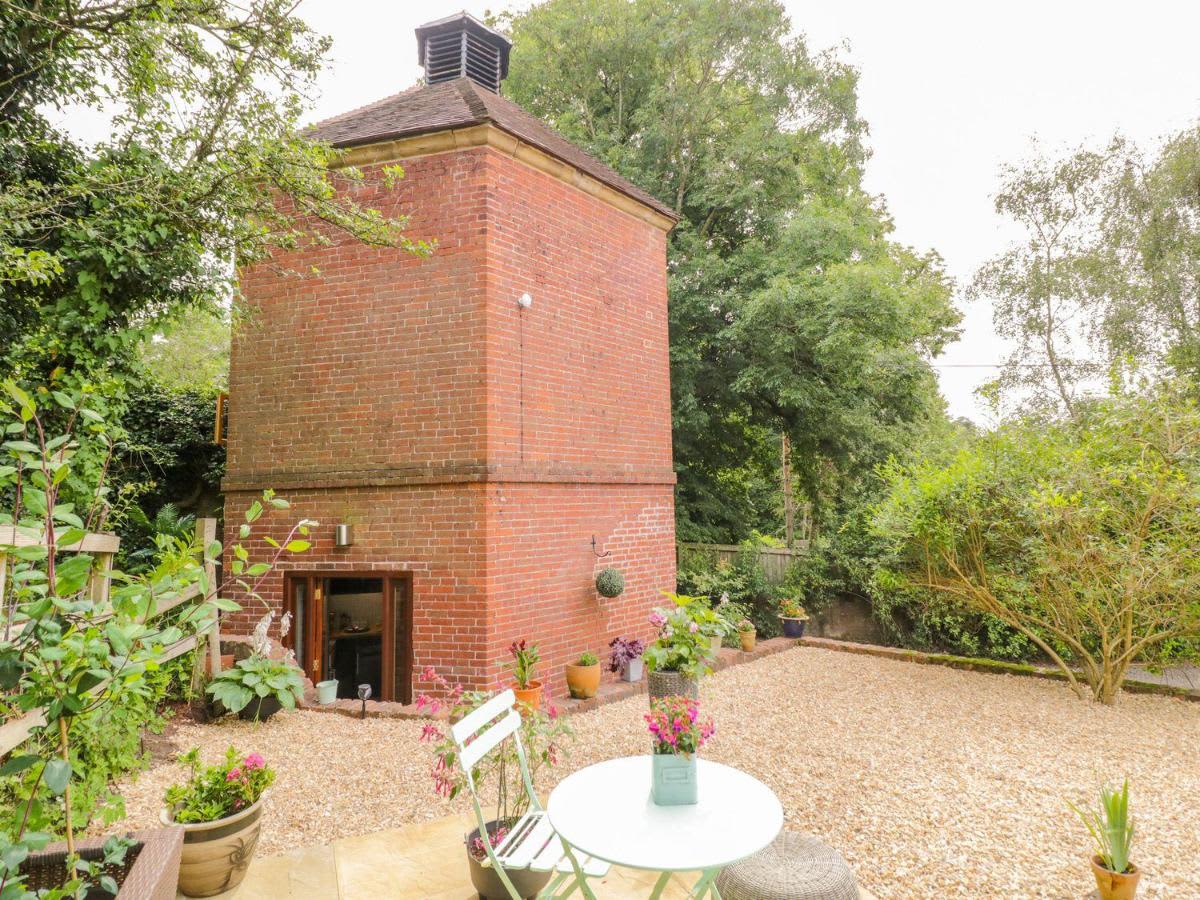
[715,830,859,900]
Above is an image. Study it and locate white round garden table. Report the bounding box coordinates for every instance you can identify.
[547,755,783,899]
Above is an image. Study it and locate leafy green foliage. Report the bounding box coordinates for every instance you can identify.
[163,747,274,825]
[500,0,959,549]
[576,652,598,667]
[206,656,304,715]
[643,594,718,678]
[871,380,1200,703]
[676,537,798,637]
[1,0,427,398]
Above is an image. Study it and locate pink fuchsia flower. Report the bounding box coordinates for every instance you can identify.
[420,723,443,743]
[243,753,265,770]
[422,665,437,682]
[648,610,667,629]
[226,767,242,782]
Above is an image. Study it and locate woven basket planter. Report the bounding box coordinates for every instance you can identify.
[647,669,698,701]
[20,827,182,900]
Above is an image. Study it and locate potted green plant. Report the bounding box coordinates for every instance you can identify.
[595,567,625,598]
[646,696,715,806]
[565,651,601,699]
[1071,779,1140,900]
[778,598,810,638]
[206,639,305,721]
[161,747,275,897]
[608,636,646,682]
[737,619,756,652]
[417,668,572,900]
[508,640,542,711]
[643,594,714,700]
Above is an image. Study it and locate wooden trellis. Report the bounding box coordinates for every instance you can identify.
[0,518,221,756]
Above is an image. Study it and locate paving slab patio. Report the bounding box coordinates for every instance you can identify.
[193,812,877,899]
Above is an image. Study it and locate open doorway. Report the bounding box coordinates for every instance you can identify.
[283,573,412,703]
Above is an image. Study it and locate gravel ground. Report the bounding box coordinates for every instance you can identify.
[111,646,1200,899]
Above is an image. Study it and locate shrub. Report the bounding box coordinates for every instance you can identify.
[872,382,1200,703]
[595,567,625,598]
[576,652,598,667]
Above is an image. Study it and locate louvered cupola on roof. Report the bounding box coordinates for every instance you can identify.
[415,12,511,94]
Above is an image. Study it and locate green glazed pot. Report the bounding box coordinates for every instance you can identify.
[651,753,698,806]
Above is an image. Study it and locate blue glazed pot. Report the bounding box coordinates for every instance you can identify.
[780,616,807,638]
[651,753,698,806]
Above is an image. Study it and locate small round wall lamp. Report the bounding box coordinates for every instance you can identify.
[334,524,354,547]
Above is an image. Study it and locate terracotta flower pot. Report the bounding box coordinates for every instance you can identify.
[512,680,543,712]
[1091,855,1141,900]
[565,663,601,700]
[161,791,268,897]
[739,630,756,652]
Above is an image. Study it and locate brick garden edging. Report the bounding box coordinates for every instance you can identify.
[798,635,1200,703]
[298,636,803,721]
[297,633,1199,721]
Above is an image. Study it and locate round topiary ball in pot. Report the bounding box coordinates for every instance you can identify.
[595,567,625,598]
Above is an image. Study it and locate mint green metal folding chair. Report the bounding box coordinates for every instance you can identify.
[450,689,608,899]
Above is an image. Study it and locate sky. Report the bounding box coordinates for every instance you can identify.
[56,0,1200,421]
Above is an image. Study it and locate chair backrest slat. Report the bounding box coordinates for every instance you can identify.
[459,708,521,772]
[451,688,516,744]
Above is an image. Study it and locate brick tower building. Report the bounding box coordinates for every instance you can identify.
[222,14,676,703]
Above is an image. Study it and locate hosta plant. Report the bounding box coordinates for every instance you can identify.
[206,654,305,715]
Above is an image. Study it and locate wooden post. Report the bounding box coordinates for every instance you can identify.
[198,517,222,676]
[781,433,795,549]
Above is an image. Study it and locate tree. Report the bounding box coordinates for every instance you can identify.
[0,0,427,394]
[972,145,1111,419]
[1094,128,1200,378]
[872,381,1200,703]
[500,0,959,546]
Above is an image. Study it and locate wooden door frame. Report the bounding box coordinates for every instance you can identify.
[282,572,413,703]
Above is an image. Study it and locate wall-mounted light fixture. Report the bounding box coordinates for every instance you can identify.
[517,292,533,309]
[334,524,354,547]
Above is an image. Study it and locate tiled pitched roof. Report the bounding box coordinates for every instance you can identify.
[307,78,676,221]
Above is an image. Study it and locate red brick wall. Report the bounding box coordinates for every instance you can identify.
[225,132,674,699]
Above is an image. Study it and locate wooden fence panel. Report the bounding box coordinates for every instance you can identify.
[0,518,217,756]
[677,541,809,584]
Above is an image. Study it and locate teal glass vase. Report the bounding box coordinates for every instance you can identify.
[651,753,698,806]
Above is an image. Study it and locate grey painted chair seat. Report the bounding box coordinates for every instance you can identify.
[715,830,860,900]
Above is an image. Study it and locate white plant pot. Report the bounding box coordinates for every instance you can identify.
[624,658,644,683]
